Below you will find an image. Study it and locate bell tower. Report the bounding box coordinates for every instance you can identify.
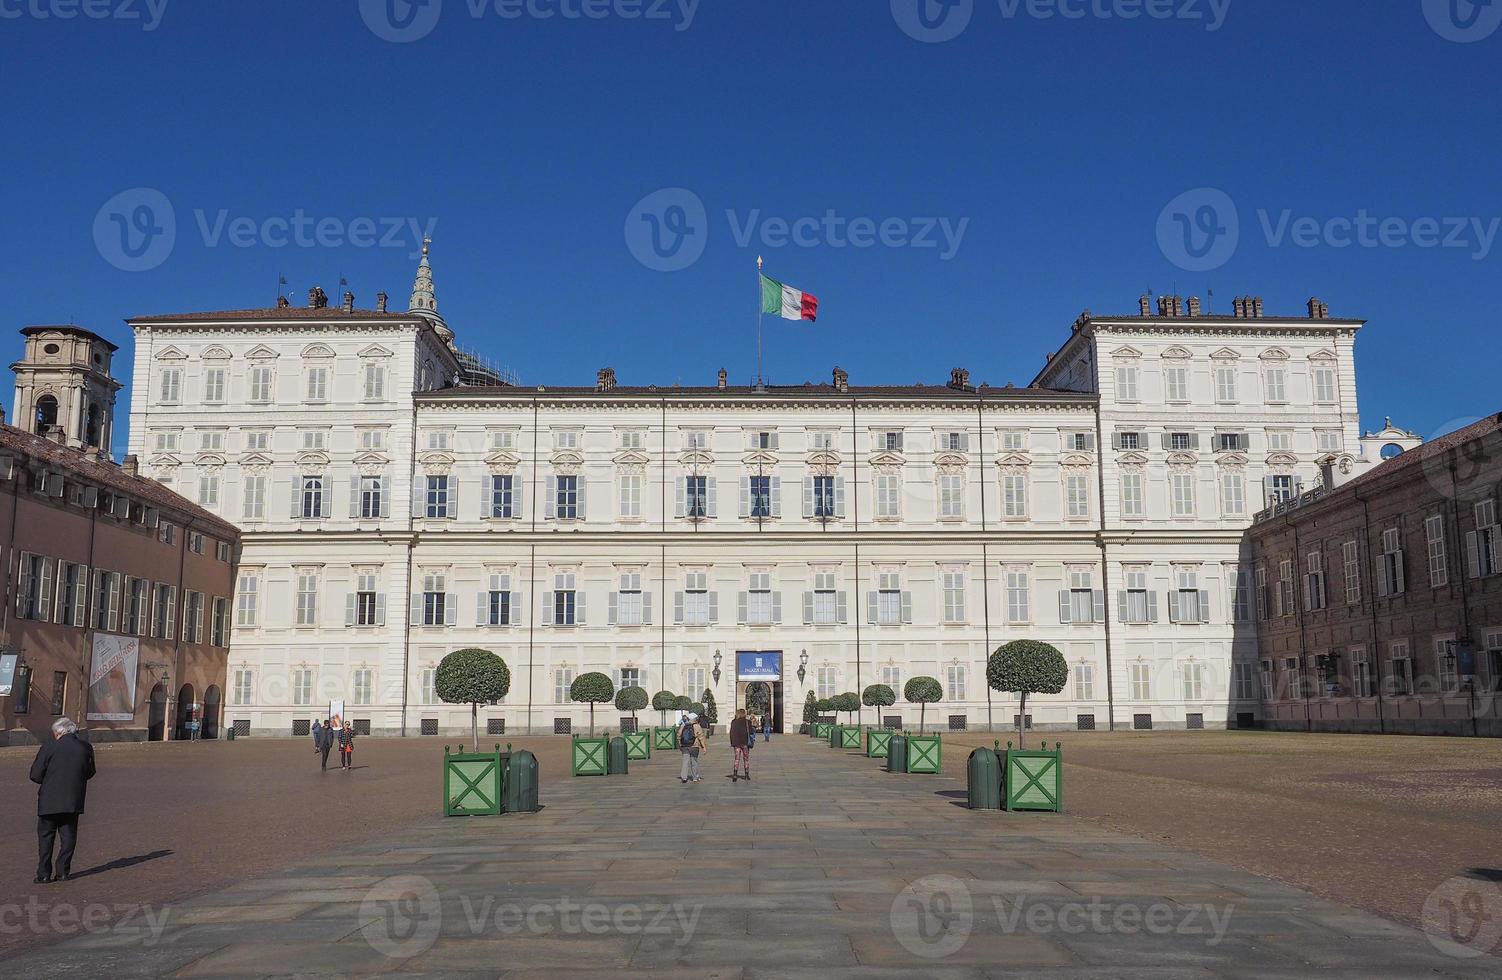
[10,326,123,452]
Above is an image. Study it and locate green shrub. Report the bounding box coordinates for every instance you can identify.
[436,648,511,750]
[569,672,615,735]
[801,689,819,725]
[903,676,943,734]
[987,640,1068,748]
[615,685,648,726]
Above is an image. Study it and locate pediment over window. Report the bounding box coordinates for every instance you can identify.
[1259,347,1290,361]
[551,450,585,467]
[868,451,905,467]
[353,450,390,468]
[486,449,521,468]
[295,450,330,468]
[1265,451,1299,468]
[419,451,455,468]
[805,450,842,469]
[238,451,274,467]
[612,449,650,466]
[301,343,335,359]
[1111,345,1143,359]
[933,452,969,469]
[1166,452,1198,466]
[201,345,232,360]
[358,344,395,359]
[193,453,227,467]
[155,346,187,360]
[1216,452,1249,467]
[148,453,181,467]
[245,344,279,360]
[1117,452,1149,467]
[1161,346,1193,360]
[742,450,779,468]
[1309,349,1337,361]
[1061,453,1094,468]
[995,452,1031,468]
[677,449,714,467]
[1209,347,1241,360]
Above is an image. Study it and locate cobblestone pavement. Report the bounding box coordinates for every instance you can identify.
[3,734,1498,977]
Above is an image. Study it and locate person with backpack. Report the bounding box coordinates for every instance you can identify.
[728,709,751,781]
[678,712,705,783]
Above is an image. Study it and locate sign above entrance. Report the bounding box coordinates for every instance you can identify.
[737,651,782,682]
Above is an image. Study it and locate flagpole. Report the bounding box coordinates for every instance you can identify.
[756,255,765,389]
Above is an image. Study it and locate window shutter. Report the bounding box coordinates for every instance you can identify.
[446,485,457,519]
[959,432,970,453]
[737,592,748,625]
[608,592,618,625]
[772,591,783,624]
[834,477,847,518]
[836,591,848,623]
[1057,589,1071,624]
[412,488,424,519]
[1161,433,1173,450]
[739,477,751,518]
[1198,590,1211,623]
[706,478,718,518]
[674,478,686,519]
[1111,432,1122,451]
[349,476,361,518]
[36,559,53,624]
[1168,590,1182,623]
[1466,531,1481,578]
[291,480,303,519]
[1302,576,1313,612]
[643,592,652,625]
[545,476,557,519]
[769,432,779,450]
[576,479,587,520]
[1188,433,1200,450]
[674,591,685,624]
[803,591,815,623]
[1375,558,1389,598]
[445,594,458,626]
[477,591,489,626]
[1084,432,1097,451]
[803,478,814,518]
[379,478,391,518]
[575,592,586,624]
[510,591,522,625]
[770,477,782,517]
[376,593,386,626]
[707,591,718,623]
[1394,551,1405,593]
[345,593,356,627]
[1146,591,1158,623]
[901,591,913,624]
[15,554,30,617]
[541,591,553,625]
[410,593,423,626]
[867,592,879,625]
[511,478,523,520]
[1117,591,1128,623]
[1092,589,1106,623]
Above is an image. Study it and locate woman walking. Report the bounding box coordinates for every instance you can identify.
[337,717,356,771]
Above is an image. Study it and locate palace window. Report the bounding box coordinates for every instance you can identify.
[677,570,714,626]
[490,474,516,520]
[1005,567,1030,624]
[295,570,319,627]
[1120,472,1144,518]
[611,571,647,626]
[942,569,966,624]
[1425,514,1449,588]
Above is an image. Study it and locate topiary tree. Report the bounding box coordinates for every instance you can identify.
[689,701,706,717]
[701,689,718,726]
[831,692,860,725]
[904,676,943,734]
[746,681,771,718]
[569,672,615,735]
[801,689,819,726]
[651,690,678,726]
[863,683,896,728]
[674,695,693,712]
[815,697,834,722]
[988,640,1069,749]
[615,685,648,729]
[435,648,511,750]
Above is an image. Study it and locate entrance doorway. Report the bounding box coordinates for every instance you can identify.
[147,682,167,741]
[735,651,785,734]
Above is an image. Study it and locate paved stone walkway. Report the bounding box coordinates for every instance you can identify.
[4,734,1496,977]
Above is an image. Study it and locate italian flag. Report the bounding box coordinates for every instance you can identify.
[761,274,819,322]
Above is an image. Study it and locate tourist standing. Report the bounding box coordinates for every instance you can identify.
[338,718,356,771]
[678,712,705,783]
[761,713,772,742]
[311,719,323,754]
[317,719,334,771]
[30,717,96,883]
[728,709,751,781]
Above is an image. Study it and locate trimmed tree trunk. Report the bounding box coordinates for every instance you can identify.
[471,702,479,752]
[590,702,595,736]
[1017,691,1027,750]
[920,702,926,735]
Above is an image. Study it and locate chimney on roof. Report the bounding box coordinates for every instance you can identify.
[1252,296,1265,318]
[596,367,617,392]
[376,291,389,313]
[276,295,290,309]
[342,291,355,314]
[949,367,971,390]
[0,405,6,425]
[121,455,139,477]
[716,368,728,390]
[1139,294,1152,316]
[1308,297,1329,319]
[46,424,67,445]
[1187,296,1202,317]
[832,367,849,393]
[309,286,329,309]
[1156,295,1170,316]
[1232,296,1246,318]
[1173,295,1185,316]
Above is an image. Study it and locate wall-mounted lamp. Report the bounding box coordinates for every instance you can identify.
[797,648,808,685]
[712,649,722,686]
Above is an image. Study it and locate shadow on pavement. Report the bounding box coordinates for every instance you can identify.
[71,849,173,879]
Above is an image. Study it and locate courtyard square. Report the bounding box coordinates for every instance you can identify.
[2,729,1499,975]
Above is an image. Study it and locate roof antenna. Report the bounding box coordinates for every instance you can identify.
[1206,288,1214,314]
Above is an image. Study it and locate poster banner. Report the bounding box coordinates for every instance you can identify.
[86,634,140,721]
[0,652,18,697]
[736,651,782,682]
[329,699,346,725]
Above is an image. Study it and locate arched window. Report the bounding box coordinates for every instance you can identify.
[34,395,58,434]
[85,403,103,447]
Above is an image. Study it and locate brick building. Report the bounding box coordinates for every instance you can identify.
[1248,413,1502,735]
[0,327,240,745]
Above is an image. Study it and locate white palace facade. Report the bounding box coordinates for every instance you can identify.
[126,256,1386,736]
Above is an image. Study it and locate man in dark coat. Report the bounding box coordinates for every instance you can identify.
[30,717,96,883]
[318,719,334,771]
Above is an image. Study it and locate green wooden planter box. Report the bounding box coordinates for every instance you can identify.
[814,722,833,740]
[1004,741,1063,812]
[906,733,942,774]
[866,728,893,758]
[443,745,505,816]
[571,735,609,776]
[838,725,861,749]
[653,727,678,751]
[623,730,651,760]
